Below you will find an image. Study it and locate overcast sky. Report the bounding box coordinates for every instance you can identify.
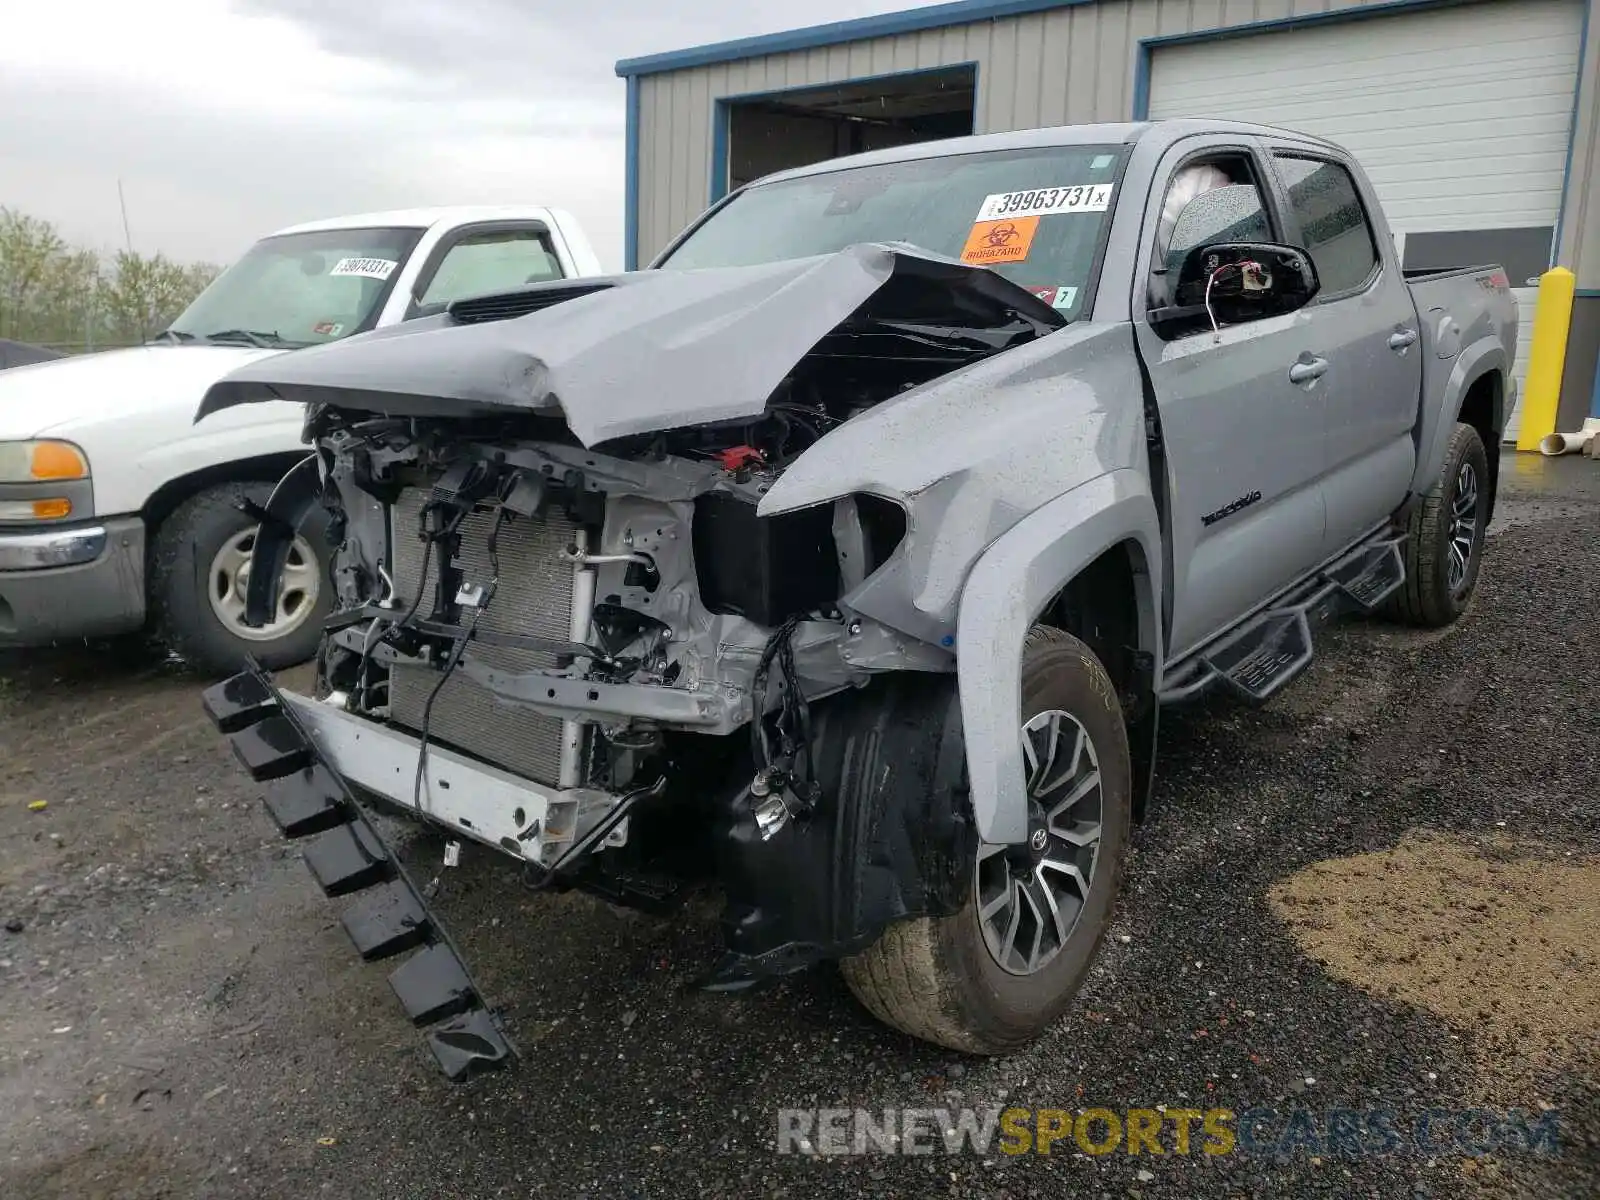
[0,0,918,271]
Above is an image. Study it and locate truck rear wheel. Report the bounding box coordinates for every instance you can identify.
[150,481,333,675]
[1389,421,1489,628]
[839,627,1130,1055]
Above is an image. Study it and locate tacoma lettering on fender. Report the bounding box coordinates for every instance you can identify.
[197,118,1515,1077]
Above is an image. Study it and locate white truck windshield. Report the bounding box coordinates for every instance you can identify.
[168,226,425,348]
[658,144,1126,319]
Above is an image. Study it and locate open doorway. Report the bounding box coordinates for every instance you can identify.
[719,65,977,196]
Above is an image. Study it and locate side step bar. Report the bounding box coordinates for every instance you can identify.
[201,666,515,1081]
[1159,534,1406,705]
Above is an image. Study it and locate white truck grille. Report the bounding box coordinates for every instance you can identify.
[387,488,579,786]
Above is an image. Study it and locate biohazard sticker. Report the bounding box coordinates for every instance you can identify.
[961,216,1039,265]
[329,256,398,281]
[975,183,1114,221]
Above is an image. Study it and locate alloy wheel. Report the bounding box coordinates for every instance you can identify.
[975,708,1103,976]
[1447,460,1480,595]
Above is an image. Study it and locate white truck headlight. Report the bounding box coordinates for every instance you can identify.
[0,439,89,483]
[0,440,90,521]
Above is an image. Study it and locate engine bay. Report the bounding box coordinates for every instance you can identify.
[310,406,921,801]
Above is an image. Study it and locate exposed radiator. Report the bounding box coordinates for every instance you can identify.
[387,488,579,786]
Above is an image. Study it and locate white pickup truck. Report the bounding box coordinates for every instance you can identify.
[0,206,602,672]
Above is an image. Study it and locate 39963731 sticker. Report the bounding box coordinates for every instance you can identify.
[329,257,398,281]
[975,183,1114,221]
[961,216,1039,265]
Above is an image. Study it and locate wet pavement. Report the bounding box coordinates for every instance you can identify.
[2,453,1597,1199]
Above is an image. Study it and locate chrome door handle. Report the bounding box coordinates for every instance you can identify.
[1388,328,1418,351]
[1288,357,1328,385]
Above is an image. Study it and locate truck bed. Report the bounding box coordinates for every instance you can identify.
[1406,263,1516,354]
[1402,263,1500,284]
[1408,262,1519,457]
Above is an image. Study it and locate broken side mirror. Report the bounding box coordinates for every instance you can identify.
[1173,242,1321,323]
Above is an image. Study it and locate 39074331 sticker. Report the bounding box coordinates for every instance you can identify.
[975,183,1114,221]
[961,216,1039,265]
[329,257,399,281]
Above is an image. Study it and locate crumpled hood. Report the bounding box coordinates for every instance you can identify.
[0,343,278,440]
[196,243,1063,448]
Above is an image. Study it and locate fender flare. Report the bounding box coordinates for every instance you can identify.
[956,469,1164,844]
[1410,337,1507,498]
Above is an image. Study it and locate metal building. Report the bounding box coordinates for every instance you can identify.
[616,0,1599,436]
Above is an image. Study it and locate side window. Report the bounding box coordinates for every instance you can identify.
[1274,156,1379,295]
[1150,155,1273,311]
[417,228,564,309]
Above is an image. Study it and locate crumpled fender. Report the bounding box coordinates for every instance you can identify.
[758,321,1150,648]
[955,469,1163,845]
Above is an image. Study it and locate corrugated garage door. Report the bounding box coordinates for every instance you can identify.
[1148,0,1583,441]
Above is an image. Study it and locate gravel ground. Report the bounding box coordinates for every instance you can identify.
[2,454,1597,1200]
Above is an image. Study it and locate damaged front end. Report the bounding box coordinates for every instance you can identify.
[200,244,1065,1074]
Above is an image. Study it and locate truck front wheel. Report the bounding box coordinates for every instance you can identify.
[839,627,1131,1055]
[149,482,333,675]
[1389,421,1489,628]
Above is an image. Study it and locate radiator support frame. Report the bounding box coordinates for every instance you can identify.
[385,489,592,788]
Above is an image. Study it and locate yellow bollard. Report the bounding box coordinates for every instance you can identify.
[1516,267,1576,451]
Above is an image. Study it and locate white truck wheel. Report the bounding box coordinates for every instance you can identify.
[150,482,333,675]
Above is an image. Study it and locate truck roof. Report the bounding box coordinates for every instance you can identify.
[267,205,574,238]
[754,118,1342,188]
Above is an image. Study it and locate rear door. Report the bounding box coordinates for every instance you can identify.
[1133,137,1331,659]
[1265,148,1422,554]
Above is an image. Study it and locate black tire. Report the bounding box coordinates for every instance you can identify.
[149,482,333,675]
[839,627,1131,1055]
[1388,422,1489,628]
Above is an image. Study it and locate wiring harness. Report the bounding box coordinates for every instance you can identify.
[747,614,823,822]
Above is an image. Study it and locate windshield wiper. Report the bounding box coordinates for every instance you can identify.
[149,329,201,344]
[204,328,293,348]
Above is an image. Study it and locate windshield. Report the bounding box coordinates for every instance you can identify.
[167,226,425,348]
[658,144,1126,319]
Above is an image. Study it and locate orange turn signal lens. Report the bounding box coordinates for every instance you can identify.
[30,441,89,480]
[0,497,71,521]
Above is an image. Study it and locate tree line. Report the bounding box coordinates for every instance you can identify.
[0,208,221,353]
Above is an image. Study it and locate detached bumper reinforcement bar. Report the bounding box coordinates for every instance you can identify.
[201,663,516,1081]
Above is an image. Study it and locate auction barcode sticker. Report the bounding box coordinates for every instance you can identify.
[975,183,1114,221]
[329,257,399,281]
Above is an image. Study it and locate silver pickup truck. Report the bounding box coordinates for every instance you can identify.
[197,118,1516,1078]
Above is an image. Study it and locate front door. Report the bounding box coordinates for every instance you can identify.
[1134,140,1331,659]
